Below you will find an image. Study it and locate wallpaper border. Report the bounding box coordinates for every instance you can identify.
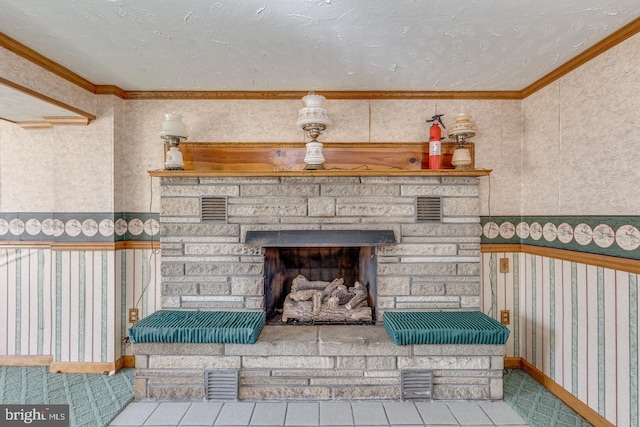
[0,212,159,242]
[481,216,640,261]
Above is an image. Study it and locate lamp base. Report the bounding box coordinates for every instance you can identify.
[303,141,325,170]
[165,166,184,171]
[304,163,325,170]
[451,147,472,170]
[165,146,185,170]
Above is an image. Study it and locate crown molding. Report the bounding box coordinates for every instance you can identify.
[95,84,127,98]
[0,32,96,93]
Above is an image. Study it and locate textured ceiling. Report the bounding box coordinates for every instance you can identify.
[1,0,639,92]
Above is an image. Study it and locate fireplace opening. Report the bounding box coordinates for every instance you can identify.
[264,246,377,324]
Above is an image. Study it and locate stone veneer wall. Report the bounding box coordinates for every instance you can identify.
[140,174,504,401]
[159,175,482,317]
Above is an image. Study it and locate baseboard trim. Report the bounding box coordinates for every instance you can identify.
[49,361,119,374]
[0,355,54,366]
[121,355,135,368]
[507,357,614,427]
[1,355,134,374]
[503,357,521,369]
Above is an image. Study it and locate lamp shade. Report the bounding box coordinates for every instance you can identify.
[447,113,476,141]
[297,92,332,129]
[160,112,188,139]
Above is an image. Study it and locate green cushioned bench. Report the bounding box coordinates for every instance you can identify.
[383,311,509,346]
[129,310,265,344]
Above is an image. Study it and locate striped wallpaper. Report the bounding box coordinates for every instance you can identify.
[0,247,161,365]
[482,250,639,426]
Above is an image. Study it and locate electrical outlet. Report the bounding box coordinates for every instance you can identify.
[128,308,139,323]
[499,257,509,273]
[500,309,510,325]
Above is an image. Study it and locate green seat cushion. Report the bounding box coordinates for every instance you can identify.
[129,310,265,344]
[383,311,510,345]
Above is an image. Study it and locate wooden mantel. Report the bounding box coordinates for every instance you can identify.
[149,169,491,177]
[148,142,491,177]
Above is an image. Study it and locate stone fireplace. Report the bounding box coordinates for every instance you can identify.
[158,175,483,315]
[132,171,505,401]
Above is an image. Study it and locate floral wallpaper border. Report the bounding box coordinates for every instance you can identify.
[0,212,159,242]
[481,216,640,260]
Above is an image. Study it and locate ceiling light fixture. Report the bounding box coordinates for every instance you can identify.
[160,112,188,170]
[296,91,332,170]
[447,113,477,169]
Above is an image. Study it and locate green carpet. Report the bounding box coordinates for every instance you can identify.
[504,369,592,426]
[0,366,134,427]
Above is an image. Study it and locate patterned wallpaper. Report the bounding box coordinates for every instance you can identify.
[482,216,640,260]
[0,213,159,242]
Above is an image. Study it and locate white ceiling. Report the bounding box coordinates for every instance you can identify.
[0,84,79,122]
[0,0,639,93]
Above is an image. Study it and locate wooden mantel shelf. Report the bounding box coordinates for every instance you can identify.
[148,142,491,177]
[148,168,491,177]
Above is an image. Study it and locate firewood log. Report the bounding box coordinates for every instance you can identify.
[326,296,339,308]
[321,278,344,302]
[345,282,368,309]
[323,278,343,295]
[345,292,367,310]
[282,296,373,322]
[331,286,352,305]
[291,275,331,292]
[289,289,317,301]
[312,291,323,314]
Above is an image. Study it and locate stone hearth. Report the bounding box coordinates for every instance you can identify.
[134,325,505,400]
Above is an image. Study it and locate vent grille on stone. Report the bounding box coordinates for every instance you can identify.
[416,197,442,222]
[401,369,433,400]
[205,369,238,400]
[201,197,227,222]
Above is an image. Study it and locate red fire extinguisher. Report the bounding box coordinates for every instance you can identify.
[427,114,445,169]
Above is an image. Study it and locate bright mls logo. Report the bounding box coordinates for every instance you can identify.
[0,405,69,426]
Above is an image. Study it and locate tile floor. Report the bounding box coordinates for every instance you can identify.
[108,399,529,426]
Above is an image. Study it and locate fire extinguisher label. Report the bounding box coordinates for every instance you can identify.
[429,141,441,155]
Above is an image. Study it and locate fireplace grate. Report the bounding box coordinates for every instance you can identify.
[401,369,433,400]
[204,369,238,400]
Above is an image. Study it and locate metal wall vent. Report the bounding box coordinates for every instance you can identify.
[416,197,442,222]
[401,369,433,400]
[201,196,227,222]
[205,369,238,400]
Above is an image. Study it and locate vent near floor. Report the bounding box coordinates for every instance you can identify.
[416,197,442,222]
[201,197,227,222]
[401,369,433,400]
[205,369,238,400]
